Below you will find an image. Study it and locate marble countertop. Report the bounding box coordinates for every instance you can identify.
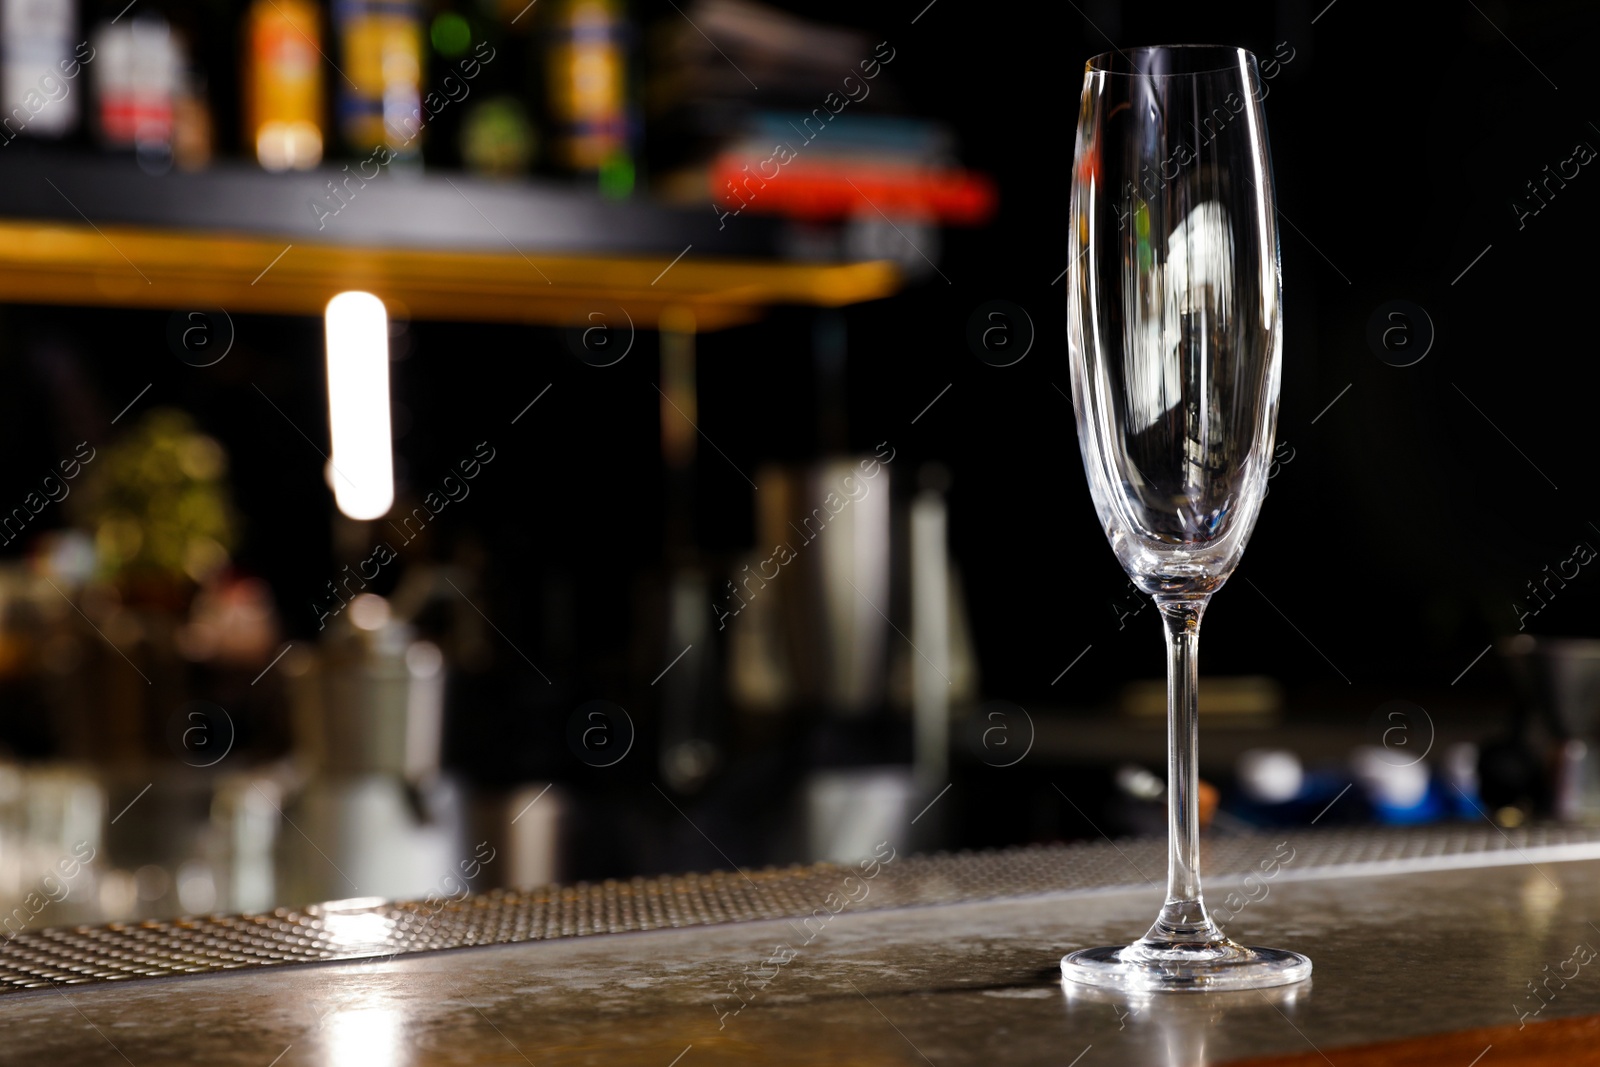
[1,852,1596,1066]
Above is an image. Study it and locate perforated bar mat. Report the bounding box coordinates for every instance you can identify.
[2,824,1597,995]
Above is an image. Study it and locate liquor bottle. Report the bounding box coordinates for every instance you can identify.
[333,0,424,161]
[172,63,212,170]
[91,8,180,172]
[418,0,477,171]
[420,0,533,175]
[540,0,633,195]
[242,0,324,170]
[0,0,82,142]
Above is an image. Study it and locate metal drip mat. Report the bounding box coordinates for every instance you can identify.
[2,824,1598,995]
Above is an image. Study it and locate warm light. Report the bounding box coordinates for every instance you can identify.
[322,911,396,951]
[348,593,390,630]
[325,292,395,520]
[256,120,323,171]
[326,1005,404,1067]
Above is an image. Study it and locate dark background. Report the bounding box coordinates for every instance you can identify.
[0,0,1594,872]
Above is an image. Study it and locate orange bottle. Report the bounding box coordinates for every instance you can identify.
[244,0,325,171]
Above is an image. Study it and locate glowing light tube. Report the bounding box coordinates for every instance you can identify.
[324,292,394,520]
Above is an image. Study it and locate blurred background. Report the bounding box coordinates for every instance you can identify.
[0,0,1595,927]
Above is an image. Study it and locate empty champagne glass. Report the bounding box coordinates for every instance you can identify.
[1060,44,1310,991]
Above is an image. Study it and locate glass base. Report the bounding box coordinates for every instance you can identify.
[1061,937,1311,992]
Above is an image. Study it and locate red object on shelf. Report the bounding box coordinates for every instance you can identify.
[710,158,997,225]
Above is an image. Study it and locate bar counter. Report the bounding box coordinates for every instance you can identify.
[2,827,1598,1066]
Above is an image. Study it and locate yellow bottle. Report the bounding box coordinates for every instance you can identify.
[544,0,631,189]
[335,0,424,158]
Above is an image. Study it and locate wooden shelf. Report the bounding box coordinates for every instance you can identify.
[0,156,902,330]
[0,220,899,331]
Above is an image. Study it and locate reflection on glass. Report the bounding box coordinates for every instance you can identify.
[1062,978,1308,1066]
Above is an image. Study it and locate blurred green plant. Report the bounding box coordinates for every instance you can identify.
[68,409,237,590]
[461,95,536,177]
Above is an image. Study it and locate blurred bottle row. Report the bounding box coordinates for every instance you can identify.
[0,0,996,229]
[0,0,635,187]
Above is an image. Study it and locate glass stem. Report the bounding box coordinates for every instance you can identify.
[1146,595,1222,946]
